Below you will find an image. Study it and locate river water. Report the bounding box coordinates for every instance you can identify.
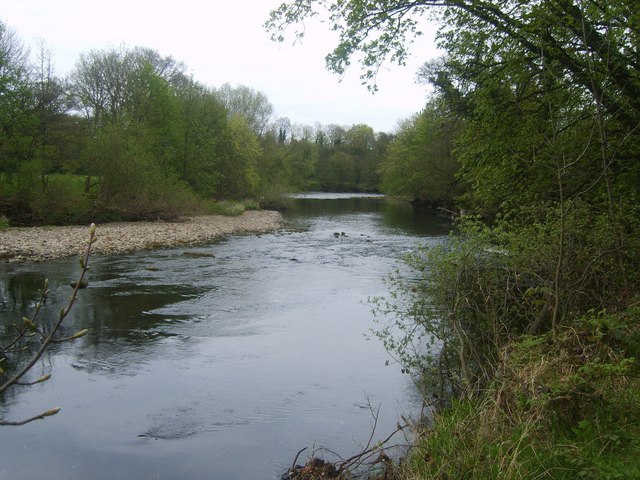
[0,194,450,480]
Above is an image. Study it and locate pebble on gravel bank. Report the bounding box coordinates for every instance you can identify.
[0,210,284,263]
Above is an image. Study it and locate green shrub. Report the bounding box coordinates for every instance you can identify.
[404,309,640,479]
[201,200,246,216]
[30,175,91,225]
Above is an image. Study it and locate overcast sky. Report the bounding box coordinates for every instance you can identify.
[1,0,440,132]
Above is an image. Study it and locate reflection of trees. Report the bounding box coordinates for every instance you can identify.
[290,196,387,216]
[0,271,47,315]
[1,257,206,384]
[63,281,206,376]
[289,197,451,237]
[381,202,451,237]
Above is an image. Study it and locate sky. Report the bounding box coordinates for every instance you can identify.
[1,0,441,133]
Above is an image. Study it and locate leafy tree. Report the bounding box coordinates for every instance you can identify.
[125,61,182,173]
[173,79,230,197]
[256,128,290,196]
[380,100,460,208]
[344,124,377,190]
[31,40,70,179]
[286,137,319,190]
[70,48,132,128]
[317,150,356,191]
[215,83,274,136]
[86,123,197,220]
[211,114,261,199]
[266,1,640,116]
[0,22,37,174]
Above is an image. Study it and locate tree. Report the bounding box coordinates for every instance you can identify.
[173,80,230,197]
[286,136,318,189]
[380,100,460,208]
[344,124,377,190]
[0,21,37,174]
[266,1,640,119]
[215,83,274,136]
[211,114,261,199]
[32,40,72,180]
[70,48,132,128]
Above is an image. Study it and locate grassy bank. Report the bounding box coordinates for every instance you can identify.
[404,309,640,479]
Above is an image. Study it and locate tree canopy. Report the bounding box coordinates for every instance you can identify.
[0,22,393,225]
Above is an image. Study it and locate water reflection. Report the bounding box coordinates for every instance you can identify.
[0,195,450,480]
[288,194,450,237]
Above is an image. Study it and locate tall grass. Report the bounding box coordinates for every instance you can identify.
[404,309,640,479]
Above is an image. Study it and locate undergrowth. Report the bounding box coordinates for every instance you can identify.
[201,199,258,216]
[404,308,640,479]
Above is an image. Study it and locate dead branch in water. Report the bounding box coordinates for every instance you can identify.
[282,398,411,479]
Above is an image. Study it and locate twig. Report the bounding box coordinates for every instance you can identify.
[0,224,96,427]
[0,407,60,426]
[0,224,96,394]
[291,447,308,471]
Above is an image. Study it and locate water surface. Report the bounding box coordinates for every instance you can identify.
[0,194,450,479]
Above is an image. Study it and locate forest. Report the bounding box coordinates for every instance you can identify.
[0,23,393,226]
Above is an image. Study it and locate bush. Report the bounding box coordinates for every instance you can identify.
[404,309,640,479]
[372,199,639,400]
[201,199,246,216]
[30,175,91,225]
[371,216,524,398]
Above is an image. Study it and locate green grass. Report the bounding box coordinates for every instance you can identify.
[405,308,640,479]
[200,198,269,216]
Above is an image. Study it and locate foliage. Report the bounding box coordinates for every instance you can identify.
[371,217,517,398]
[25,174,91,225]
[372,194,639,397]
[267,1,640,113]
[0,20,394,225]
[214,83,274,136]
[265,0,429,90]
[405,309,640,479]
[212,114,261,199]
[380,100,461,208]
[202,199,250,217]
[85,123,200,221]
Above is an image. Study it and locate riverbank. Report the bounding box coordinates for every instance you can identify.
[0,210,284,263]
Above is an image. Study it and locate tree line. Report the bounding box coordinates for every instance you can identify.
[0,22,395,225]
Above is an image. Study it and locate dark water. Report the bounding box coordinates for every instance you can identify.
[0,194,450,480]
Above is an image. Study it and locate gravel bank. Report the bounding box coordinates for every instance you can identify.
[0,210,284,263]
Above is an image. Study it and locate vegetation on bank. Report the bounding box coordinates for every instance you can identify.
[269,1,640,478]
[407,310,640,479]
[0,22,401,226]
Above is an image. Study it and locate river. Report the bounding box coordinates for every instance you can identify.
[0,193,450,480]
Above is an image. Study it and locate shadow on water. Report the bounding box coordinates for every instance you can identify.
[0,194,451,480]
